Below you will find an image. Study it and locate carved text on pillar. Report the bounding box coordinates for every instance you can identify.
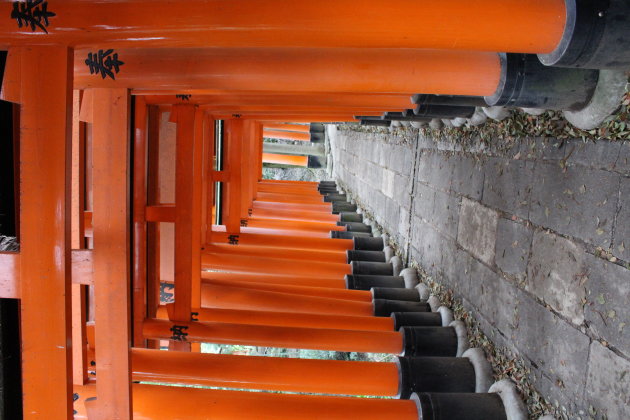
[11,0,55,33]
[85,49,125,80]
[169,325,189,341]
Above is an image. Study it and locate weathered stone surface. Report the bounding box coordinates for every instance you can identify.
[521,137,567,161]
[449,154,485,200]
[429,189,460,240]
[412,182,434,220]
[529,162,620,248]
[495,218,533,281]
[615,141,630,175]
[584,253,630,354]
[482,158,533,219]
[564,139,622,172]
[457,198,499,266]
[585,341,630,420]
[467,259,520,336]
[511,286,590,398]
[381,168,396,199]
[526,231,587,325]
[612,179,630,261]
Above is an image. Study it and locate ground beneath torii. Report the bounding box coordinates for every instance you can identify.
[328,122,630,420]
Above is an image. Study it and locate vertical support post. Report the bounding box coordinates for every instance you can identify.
[133,96,148,348]
[224,118,243,234]
[203,114,216,246]
[170,104,196,324]
[190,108,204,353]
[15,45,74,419]
[92,88,132,419]
[71,90,88,385]
[146,105,161,349]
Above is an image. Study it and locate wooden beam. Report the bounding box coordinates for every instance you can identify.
[15,45,74,419]
[170,104,196,323]
[92,88,132,419]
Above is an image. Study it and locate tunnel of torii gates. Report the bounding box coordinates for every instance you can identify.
[0,0,628,419]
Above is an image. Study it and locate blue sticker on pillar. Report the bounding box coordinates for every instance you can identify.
[11,0,56,33]
[85,49,124,80]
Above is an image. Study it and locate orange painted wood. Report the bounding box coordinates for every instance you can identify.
[208,231,350,251]
[191,108,205,318]
[157,305,392,332]
[201,252,351,278]
[71,284,88,385]
[256,191,325,204]
[263,123,310,133]
[71,90,86,248]
[73,382,419,420]
[131,347,399,395]
[252,200,332,212]
[133,96,148,348]
[0,0,565,54]
[74,48,501,96]
[202,114,215,246]
[263,153,308,167]
[145,204,176,222]
[171,104,197,323]
[202,278,372,302]
[0,252,19,299]
[16,46,74,420]
[263,130,310,141]
[92,88,133,419]
[146,105,161,332]
[144,318,403,354]
[223,119,243,234]
[201,271,345,289]
[249,208,339,223]
[199,283,371,316]
[206,242,346,264]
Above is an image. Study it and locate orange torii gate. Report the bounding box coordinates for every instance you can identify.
[1,1,628,419]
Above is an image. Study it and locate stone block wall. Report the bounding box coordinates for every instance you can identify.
[329,125,630,418]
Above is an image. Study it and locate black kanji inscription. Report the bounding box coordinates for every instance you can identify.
[176,94,191,101]
[170,325,189,341]
[228,234,239,245]
[11,0,55,34]
[85,49,124,80]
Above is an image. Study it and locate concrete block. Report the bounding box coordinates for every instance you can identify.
[511,287,590,399]
[415,150,452,192]
[482,157,534,219]
[450,154,485,201]
[584,253,630,354]
[457,198,499,266]
[520,137,567,161]
[564,139,622,172]
[585,341,630,420]
[381,168,396,199]
[526,230,587,325]
[430,189,460,240]
[412,182,434,220]
[495,218,533,281]
[612,180,630,261]
[615,141,630,175]
[467,259,519,336]
[529,162,620,248]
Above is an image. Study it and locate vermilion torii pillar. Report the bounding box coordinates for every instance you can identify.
[0,1,566,52]
[73,48,501,96]
[2,46,75,420]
